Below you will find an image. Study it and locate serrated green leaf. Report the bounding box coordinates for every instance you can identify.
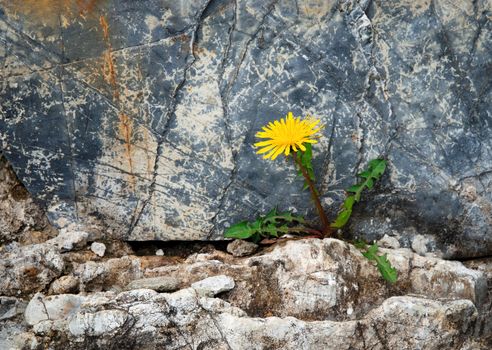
[368,159,386,179]
[224,221,255,239]
[358,243,398,284]
[366,243,379,258]
[296,144,315,190]
[357,170,371,179]
[366,178,374,189]
[250,219,262,232]
[347,184,362,193]
[343,196,355,210]
[277,225,289,234]
[265,207,278,218]
[302,143,312,164]
[262,223,279,237]
[330,208,352,228]
[354,240,367,250]
[374,253,398,284]
[354,191,362,202]
[225,208,308,243]
[263,208,279,224]
[278,212,305,224]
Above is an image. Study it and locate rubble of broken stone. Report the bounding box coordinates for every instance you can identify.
[1,227,491,349]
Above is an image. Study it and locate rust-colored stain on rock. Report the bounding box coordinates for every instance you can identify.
[1,0,106,26]
[100,15,119,101]
[118,112,134,176]
[98,15,136,187]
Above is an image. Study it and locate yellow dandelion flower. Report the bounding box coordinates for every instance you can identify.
[254,112,323,160]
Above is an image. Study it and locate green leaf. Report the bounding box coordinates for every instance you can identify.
[224,221,255,239]
[277,211,305,224]
[225,208,308,242]
[262,223,279,237]
[358,243,398,284]
[354,240,367,250]
[368,159,386,178]
[249,219,262,232]
[307,168,315,182]
[330,208,352,228]
[362,243,379,260]
[354,191,362,202]
[343,195,355,210]
[263,207,279,224]
[334,158,388,228]
[301,144,313,166]
[374,253,398,284]
[347,184,362,193]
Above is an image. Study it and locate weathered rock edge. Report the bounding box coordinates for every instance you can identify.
[1,236,491,349]
[13,290,480,350]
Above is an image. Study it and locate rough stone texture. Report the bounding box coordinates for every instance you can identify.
[0,237,491,348]
[226,239,258,257]
[0,154,54,245]
[3,288,485,350]
[90,241,106,257]
[0,0,490,258]
[49,275,80,295]
[126,276,180,292]
[0,228,95,297]
[0,297,25,321]
[191,275,235,296]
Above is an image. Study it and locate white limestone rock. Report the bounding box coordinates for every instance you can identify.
[90,242,106,257]
[191,275,235,297]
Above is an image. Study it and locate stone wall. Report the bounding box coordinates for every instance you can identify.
[0,0,491,258]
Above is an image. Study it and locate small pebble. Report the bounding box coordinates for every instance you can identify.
[191,275,235,297]
[90,242,106,257]
[155,249,164,256]
[227,240,258,257]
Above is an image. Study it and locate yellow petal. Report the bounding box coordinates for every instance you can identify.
[254,140,274,147]
[271,145,286,160]
[284,145,291,156]
[264,146,279,160]
[257,144,276,154]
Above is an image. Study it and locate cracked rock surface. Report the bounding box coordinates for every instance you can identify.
[1,227,491,349]
[0,0,490,258]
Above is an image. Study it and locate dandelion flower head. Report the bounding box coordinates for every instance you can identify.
[254,112,323,160]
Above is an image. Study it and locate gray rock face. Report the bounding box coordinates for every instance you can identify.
[0,0,491,258]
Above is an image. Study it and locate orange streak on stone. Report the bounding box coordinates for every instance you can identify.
[99,14,110,41]
[77,0,100,16]
[99,15,119,101]
[118,113,135,188]
[3,0,105,26]
[99,15,136,188]
[102,50,120,101]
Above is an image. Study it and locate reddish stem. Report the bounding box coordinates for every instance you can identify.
[293,154,332,237]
